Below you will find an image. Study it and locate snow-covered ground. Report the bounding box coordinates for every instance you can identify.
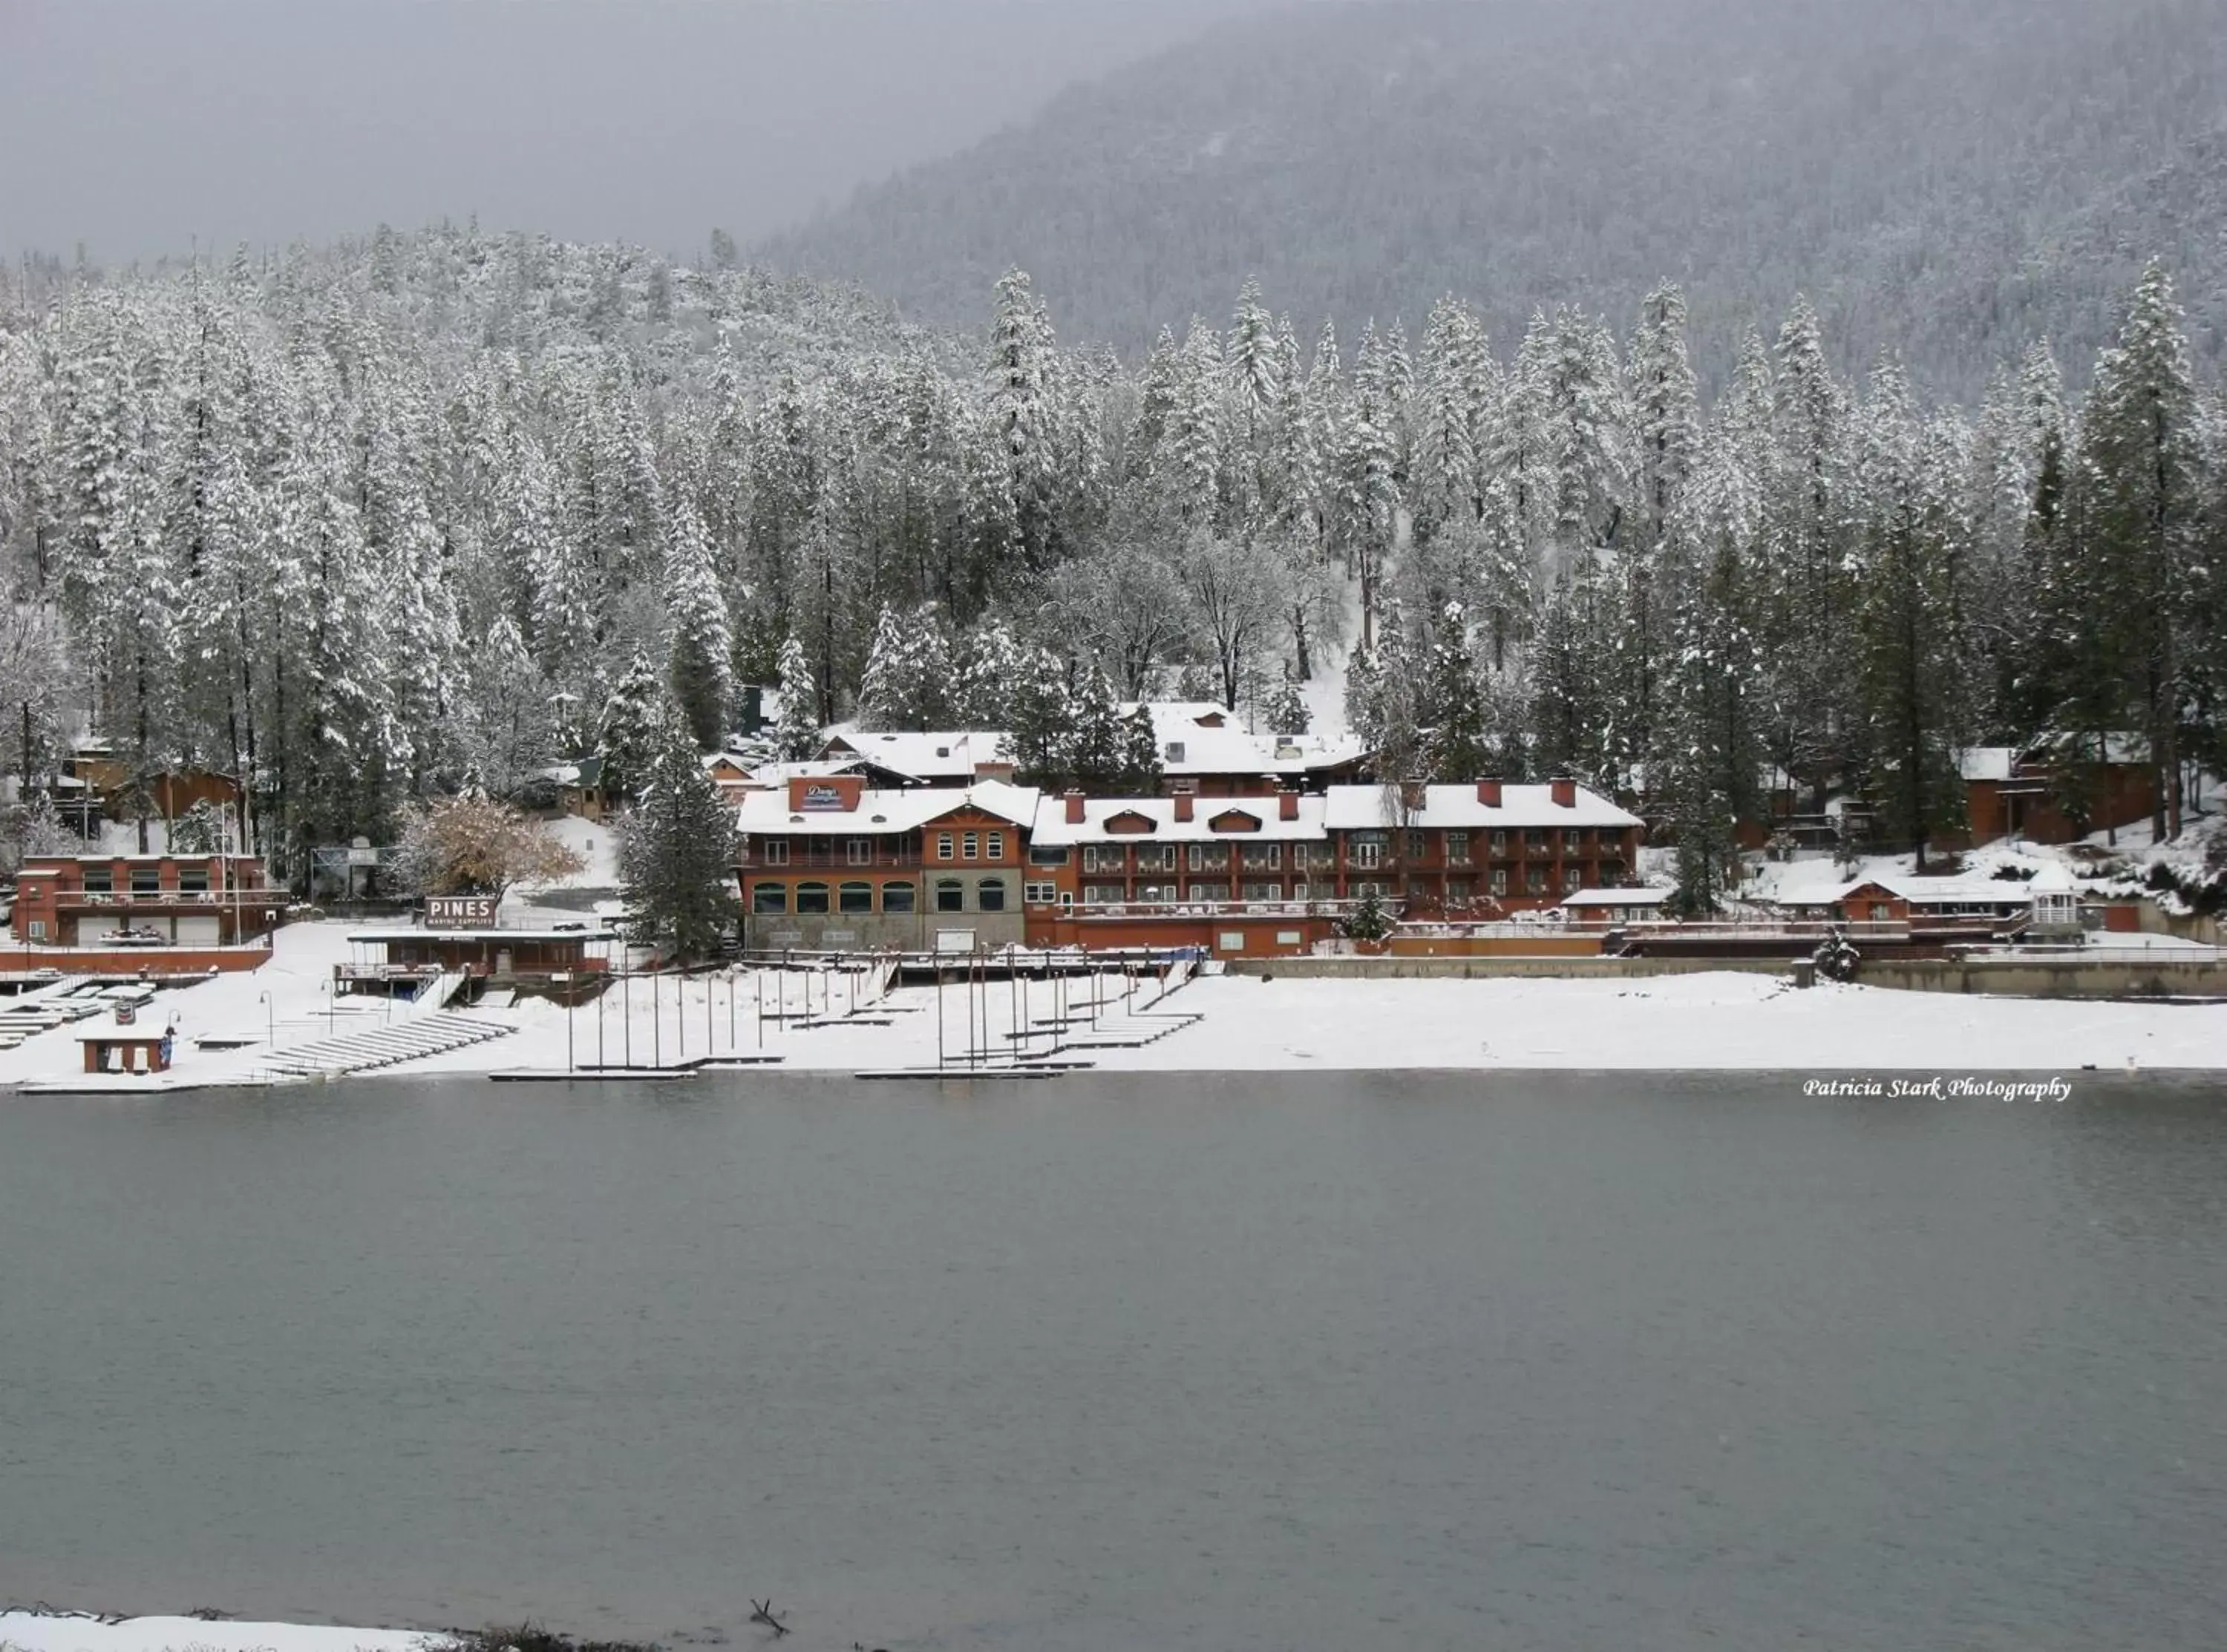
[4,917,2225,1090]
[0,1615,431,1652]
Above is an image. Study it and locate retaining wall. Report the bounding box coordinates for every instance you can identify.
[1226,956,1795,981]
[1854,957,2227,998]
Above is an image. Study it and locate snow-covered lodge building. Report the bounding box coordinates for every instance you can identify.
[735,774,1644,957]
[736,773,1041,952]
[1955,742,2156,846]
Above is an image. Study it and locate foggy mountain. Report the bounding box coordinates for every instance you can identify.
[759,0,2227,395]
[0,0,1279,267]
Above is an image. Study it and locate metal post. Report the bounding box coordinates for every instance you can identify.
[623,968,632,1069]
[653,966,662,1069]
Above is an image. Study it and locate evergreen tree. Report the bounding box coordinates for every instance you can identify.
[595,650,665,800]
[857,600,956,730]
[618,711,740,961]
[664,500,735,750]
[769,632,823,760]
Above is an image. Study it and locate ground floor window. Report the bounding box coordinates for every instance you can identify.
[839,881,873,914]
[935,879,964,913]
[753,883,788,914]
[883,882,916,913]
[978,879,1007,912]
[797,881,831,914]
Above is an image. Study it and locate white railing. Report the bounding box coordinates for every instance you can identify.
[1074,898,1390,920]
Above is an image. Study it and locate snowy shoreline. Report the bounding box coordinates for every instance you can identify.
[4,924,2224,1091]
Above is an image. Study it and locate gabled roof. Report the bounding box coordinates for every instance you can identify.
[1122,701,1370,779]
[1030,793,1329,845]
[818,729,1012,783]
[1323,783,1642,830]
[736,780,1039,837]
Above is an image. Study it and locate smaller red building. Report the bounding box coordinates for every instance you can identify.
[12,854,281,948]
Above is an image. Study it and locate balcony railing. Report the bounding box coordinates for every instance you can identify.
[1073,897,1396,920]
[59,888,265,906]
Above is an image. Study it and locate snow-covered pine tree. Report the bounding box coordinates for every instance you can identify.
[618,709,740,962]
[664,499,735,750]
[857,600,955,731]
[596,650,667,800]
[769,632,823,761]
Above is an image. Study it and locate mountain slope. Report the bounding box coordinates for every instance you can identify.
[760,0,2227,393]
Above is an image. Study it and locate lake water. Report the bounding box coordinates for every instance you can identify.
[4,1072,2226,1651]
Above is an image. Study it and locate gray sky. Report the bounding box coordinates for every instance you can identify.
[0,0,1276,265]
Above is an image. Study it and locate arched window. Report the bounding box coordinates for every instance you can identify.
[752,882,788,914]
[882,882,916,914]
[797,882,831,914]
[935,878,964,914]
[839,881,873,914]
[977,878,1007,913]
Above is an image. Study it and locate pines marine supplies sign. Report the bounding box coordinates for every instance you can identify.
[426,894,499,929]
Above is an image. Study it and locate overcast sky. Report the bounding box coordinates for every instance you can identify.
[0,0,1278,266]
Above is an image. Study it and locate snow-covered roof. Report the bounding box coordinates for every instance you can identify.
[719,757,860,788]
[1561,887,1674,908]
[1769,863,2075,908]
[736,780,1040,836]
[1030,794,1329,845]
[818,729,1011,782]
[1322,783,1642,831]
[1957,747,2018,783]
[1125,702,1368,779]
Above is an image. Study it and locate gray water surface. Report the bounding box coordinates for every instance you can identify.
[4,1072,2226,1651]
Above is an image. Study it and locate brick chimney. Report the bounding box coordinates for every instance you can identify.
[1477,777,1502,807]
[1401,779,1426,812]
[1065,789,1086,825]
[1551,776,1577,808]
[1174,792,1194,822]
[1278,788,1299,821]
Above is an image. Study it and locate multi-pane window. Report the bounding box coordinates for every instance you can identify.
[1563,829,1583,855]
[936,833,954,861]
[1082,845,1121,873]
[762,840,791,865]
[82,868,114,893]
[962,831,980,861]
[935,879,964,913]
[1445,831,1470,865]
[978,879,1007,912]
[1491,869,1509,896]
[1242,881,1282,902]
[1083,884,1125,905]
[797,882,831,914]
[1406,830,1428,861]
[753,882,788,913]
[846,838,873,865]
[839,881,873,913]
[1024,882,1060,905]
[1187,882,1229,902]
[1240,844,1281,870]
[1526,867,1547,895]
[1029,845,1070,866]
[1563,868,1584,893]
[131,866,160,894]
[1490,830,1508,856]
[1351,834,1384,871]
[987,833,1005,861]
[179,865,211,893]
[1136,845,1176,871]
[882,882,916,913]
[1187,844,1229,871]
